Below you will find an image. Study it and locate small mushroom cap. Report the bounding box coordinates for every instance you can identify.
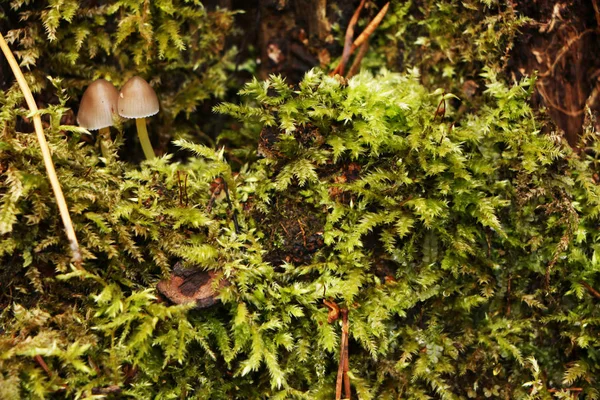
[77,79,119,131]
[117,76,159,119]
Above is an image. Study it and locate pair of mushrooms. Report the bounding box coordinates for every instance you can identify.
[77,77,159,160]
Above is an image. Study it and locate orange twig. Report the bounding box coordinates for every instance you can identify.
[547,387,583,393]
[350,2,390,52]
[342,311,351,399]
[323,299,340,323]
[331,2,390,78]
[332,0,366,77]
[335,308,350,400]
[346,41,370,79]
[34,355,52,377]
[581,281,600,299]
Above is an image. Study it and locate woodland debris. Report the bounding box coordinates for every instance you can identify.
[157,263,224,309]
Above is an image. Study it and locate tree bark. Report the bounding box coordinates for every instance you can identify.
[510,0,600,147]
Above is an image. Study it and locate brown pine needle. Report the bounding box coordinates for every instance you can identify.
[0,32,82,266]
[34,355,52,376]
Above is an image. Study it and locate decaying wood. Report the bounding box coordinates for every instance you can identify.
[511,1,600,148]
[157,263,225,308]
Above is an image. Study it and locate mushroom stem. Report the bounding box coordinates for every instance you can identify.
[99,127,111,160]
[135,118,155,160]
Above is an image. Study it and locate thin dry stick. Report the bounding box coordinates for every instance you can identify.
[547,388,583,393]
[335,331,347,400]
[342,309,350,399]
[581,281,600,299]
[34,355,52,377]
[350,2,390,52]
[331,0,366,77]
[335,308,350,400]
[331,2,390,78]
[0,33,82,265]
[346,41,370,79]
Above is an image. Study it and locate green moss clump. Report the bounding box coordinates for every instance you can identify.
[1,67,599,398]
[361,0,528,106]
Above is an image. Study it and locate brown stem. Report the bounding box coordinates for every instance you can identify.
[547,388,583,393]
[297,219,307,247]
[335,328,346,399]
[324,299,340,323]
[350,2,390,52]
[335,308,350,399]
[34,355,52,377]
[346,41,370,79]
[332,0,366,77]
[342,308,351,399]
[581,281,600,299]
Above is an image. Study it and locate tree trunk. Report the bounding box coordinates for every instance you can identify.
[510,0,600,148]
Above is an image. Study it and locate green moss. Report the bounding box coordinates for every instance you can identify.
[1,66,599,398]
[2,0,238,159]
[1,1,600,398]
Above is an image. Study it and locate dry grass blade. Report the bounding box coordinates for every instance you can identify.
[0,32,82,266]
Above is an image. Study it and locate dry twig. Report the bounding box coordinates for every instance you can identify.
[323,299,340,323]
[34,355,52,377]
[335,308,350,400]
[331,0,366,76]
[330,2,390,78]
[581,281,600,299]
[350,2,390,52]
[346,41,370,79]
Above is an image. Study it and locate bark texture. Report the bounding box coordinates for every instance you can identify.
[511,0,600,147]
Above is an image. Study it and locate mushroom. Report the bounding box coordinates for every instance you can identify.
[117,76,159,160]
[77,79,119,159]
